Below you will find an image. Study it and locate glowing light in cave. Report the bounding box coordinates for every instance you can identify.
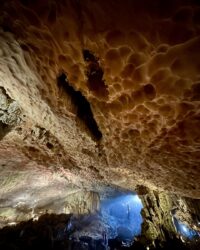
[173,217,199,240]
[100,193,143,241]
[181,224,188,233]
[8,222,16,226]
[68,192,143,243]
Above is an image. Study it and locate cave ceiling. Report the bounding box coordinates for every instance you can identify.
[0,0,200,216]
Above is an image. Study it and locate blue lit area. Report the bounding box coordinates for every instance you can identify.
[68,192,144,244]
[173,217,200,240]
[100,193,143,241]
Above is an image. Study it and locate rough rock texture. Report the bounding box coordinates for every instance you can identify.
[1,213,199,250]
[139,188,200,245]
[173,196,200,231]
[0,0,200,224]
[139,188,176,245]
[63,191,99,214]
[0,87,21,139]
[0,190,99,228]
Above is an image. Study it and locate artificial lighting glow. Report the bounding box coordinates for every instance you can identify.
[68,192,144,243]
[14,193,30,203]
[8,222,16,226]
[100,193,143,241]
[180,235,185,243]
[181,224,188,233]
[174,218,200,240]
[32,212,39,221]
[130,194,142,204]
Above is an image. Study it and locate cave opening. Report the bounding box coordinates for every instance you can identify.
[1,190,200,249]
[99,193,143,241]
[65,192,144,249]
[57,73,102,141]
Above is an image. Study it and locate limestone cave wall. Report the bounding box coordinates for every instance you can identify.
[139,188,176,244]
[0,0,200,225]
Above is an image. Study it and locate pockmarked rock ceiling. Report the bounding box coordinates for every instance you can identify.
[0,0,200,217]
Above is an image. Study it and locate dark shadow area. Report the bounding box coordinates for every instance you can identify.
[0,86,18,140]
[57,73,102,141]
[83,50,109,99]
[0,213,71,250]
[83,50,96,62]
[0,121,11,140]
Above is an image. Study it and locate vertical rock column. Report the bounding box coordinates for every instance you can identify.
[138,187,176,245]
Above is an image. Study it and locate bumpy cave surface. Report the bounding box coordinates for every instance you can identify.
[0,0,200,248]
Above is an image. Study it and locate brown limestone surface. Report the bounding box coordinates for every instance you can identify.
[0,0,200,221]
[139,189,176,244]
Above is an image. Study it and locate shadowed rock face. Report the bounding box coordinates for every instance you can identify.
[0,0,200,224]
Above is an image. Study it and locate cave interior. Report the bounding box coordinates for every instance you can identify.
[0,0,200,249]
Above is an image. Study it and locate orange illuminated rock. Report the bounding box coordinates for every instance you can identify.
[0,0,200,222]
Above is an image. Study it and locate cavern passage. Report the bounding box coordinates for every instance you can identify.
[0,0,200,249]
